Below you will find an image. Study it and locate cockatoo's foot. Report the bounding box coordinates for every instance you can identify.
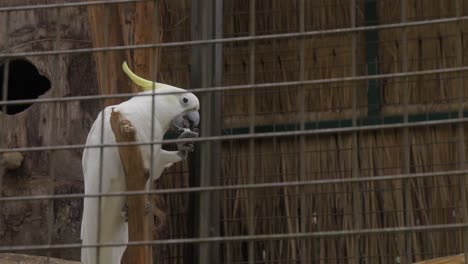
[121,203,128,222]
[177,128,198,139]
[178,145,194,159]
[177,128,198,159]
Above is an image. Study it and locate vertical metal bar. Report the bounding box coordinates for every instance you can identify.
[248,0,256,263]
[401,1,413,263]
[1,60,8,115]
[365,0,380,116]
[212,0,223,262]
[297,0,307,263]
[0,10,9,226]
[46,152,56,263]
[148,1,159,263]
[96,5,110,264]
[46,6,63,263]
[192,0,215,262]
[199,0,212,260]
[189,1,201,261]
[350,0,361,263]
[455,0,468,262]
[1,10,9,115]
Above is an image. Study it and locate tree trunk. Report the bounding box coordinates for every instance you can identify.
[87,0,164,104]
[0,1,99,261]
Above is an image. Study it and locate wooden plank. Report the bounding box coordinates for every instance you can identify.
[0,253,79,264]
[86,0,164,102]
[110,108,153,264]
[86,1,129,106]
[414,254,465,264]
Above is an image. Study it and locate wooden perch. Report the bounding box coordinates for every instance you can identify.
[110,108,153,264]
[414,254,465,263]
[0,253,79,264]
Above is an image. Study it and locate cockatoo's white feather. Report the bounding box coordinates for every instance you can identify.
[80,62,199,264]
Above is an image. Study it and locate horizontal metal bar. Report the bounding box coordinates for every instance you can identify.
[0,0,147,13]
[1,16,467,58]
[1,169,467,202]
[0,223,466,252]
[0,117,467,154]
[1,65,468,107]
[225,110,468,136]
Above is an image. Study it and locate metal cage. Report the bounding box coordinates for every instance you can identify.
[1,0,468,263]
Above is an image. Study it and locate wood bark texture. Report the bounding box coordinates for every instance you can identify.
[0,0,100,261]
[109,109,153,264]
[86,0,164,104]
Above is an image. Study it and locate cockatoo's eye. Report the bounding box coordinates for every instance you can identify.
[182,97,189,104]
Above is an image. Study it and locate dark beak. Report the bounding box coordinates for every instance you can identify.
[170,110,200,133]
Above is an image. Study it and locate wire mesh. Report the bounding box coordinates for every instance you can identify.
[1,0,468,263]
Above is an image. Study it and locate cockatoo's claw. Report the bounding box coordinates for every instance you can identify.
[177,142,194,158]
[178,128,199,139]
[185,143,195,152]
[121,204,128,222]
[176,128,198,159]
[178,142,194,152]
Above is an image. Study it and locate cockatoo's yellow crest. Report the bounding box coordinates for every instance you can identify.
[122,61,157,91]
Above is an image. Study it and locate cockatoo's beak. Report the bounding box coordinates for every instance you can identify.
[170,110,200,134]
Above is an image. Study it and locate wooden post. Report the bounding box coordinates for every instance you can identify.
[109,108,153,264]
[87,0,165,105]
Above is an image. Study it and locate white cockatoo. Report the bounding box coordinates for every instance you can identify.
[80,62,200,264]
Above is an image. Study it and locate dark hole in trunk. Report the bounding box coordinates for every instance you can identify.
[0,59,51,115]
